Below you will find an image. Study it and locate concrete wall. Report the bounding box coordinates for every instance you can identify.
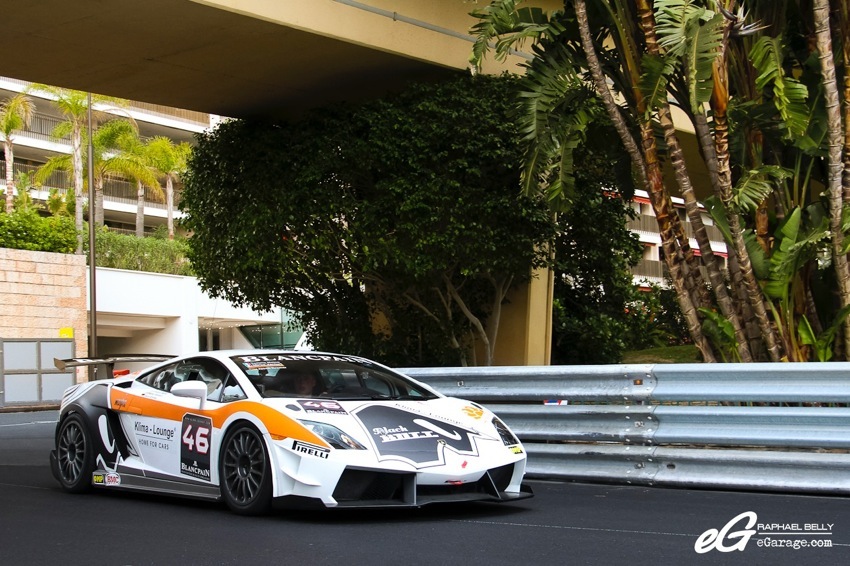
[0,248,87,359]
[92,267,281,366]
[0,247,549,370]
[0,249,280,377]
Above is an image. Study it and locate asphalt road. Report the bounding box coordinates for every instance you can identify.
[1,410,848,566]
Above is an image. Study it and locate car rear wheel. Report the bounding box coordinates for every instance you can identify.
[56,414,95,493]
[220,424,272,515]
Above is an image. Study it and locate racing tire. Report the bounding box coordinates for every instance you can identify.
[55,414,95,493]
[220,423,273,515]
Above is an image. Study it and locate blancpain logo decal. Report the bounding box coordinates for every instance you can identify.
[181,461,212,479]
[237,354,370,364]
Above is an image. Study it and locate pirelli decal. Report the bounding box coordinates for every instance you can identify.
[292,441,330,459]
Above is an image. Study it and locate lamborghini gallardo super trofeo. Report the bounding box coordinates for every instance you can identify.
[50,350,532,514]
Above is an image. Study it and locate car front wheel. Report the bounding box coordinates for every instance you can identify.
[219,423,272,515]
[55,414,95,493]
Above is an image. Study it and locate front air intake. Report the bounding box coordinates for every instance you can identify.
[332,469,409,503]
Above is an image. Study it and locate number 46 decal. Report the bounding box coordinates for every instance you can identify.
[181,414,212,455]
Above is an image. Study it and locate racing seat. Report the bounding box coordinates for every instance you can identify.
[186,367,226,396]
[155,370,179,392]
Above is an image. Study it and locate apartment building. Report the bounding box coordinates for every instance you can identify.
[628,189,729,290]
[0,76,210,234]
[0,76,291,364]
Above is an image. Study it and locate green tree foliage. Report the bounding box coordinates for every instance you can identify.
[470,0,850,362]
[550,125,646,364]
[181,74,556,366]
[623,283,691,351]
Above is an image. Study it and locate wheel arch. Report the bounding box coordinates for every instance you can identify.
[219,414,281,495]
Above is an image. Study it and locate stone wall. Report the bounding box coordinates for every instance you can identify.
[0,248,87,359]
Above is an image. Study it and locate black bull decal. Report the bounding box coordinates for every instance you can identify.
[353,405,483,467]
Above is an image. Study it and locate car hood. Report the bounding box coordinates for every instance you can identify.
[264,396,502,468]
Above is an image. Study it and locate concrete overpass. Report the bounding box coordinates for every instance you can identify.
[1,0,538,118]
[1,0,557,365]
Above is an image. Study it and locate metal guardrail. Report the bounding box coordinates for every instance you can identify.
[400,363,850,495]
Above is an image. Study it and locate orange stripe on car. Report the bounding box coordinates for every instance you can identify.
[110,389,329,447]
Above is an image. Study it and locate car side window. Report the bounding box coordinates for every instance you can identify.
[215,374,248,403]
[136,357,245,402]
[362,371,392,397]
[138,362,181,392]
[177,357,246,403]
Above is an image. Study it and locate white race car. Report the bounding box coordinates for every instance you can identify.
[50,350,532,514]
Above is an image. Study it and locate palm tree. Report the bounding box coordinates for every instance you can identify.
[469,0,850,361]
[36,119,160,231]
[124,136,166,238]
[26,85,125,252]
[813,0,850,354]
[146,137,191,239]
[93,121,161,228]
[0,93,35,213]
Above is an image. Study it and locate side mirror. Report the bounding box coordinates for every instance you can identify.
[171,380,208,409]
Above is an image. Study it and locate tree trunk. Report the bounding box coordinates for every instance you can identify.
[575,0,715,360]
[813,0,850,357]
[693,111,767,359]
[641,120,716,362]
[711,14,783,362]
[443,274,495,366]
[727,245,765,360]
[166,175,175,239]
[634,0,752,361]
[4,140,14,214]
[72,123,84,254]
[836,0,850,203]
[136,180,145,238]
[660,103,752,361]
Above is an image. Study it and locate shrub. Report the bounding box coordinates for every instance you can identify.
[0,209,77,253]
[91,228,192,275]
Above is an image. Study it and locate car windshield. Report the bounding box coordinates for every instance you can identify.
[230,353,438,401]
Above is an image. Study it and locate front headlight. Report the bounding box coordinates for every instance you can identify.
[492,417,520,446]
[300,420,366,450]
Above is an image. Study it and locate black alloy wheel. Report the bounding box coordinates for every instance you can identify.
[220,424,272,515]
[56,414,95,493]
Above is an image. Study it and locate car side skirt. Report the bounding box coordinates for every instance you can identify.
[90,468,221,501]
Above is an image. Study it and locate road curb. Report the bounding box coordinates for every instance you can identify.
[0,404,59,413]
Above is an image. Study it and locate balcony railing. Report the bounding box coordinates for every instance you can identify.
[633,258,666,279]
[10,111,163,147]
[631,258,729,286]
[127,101,210,127]
[627,214,725,242]
[2,76,210,127]
[1,160,174,209]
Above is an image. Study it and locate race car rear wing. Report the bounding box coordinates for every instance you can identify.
[55,354,176,380]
